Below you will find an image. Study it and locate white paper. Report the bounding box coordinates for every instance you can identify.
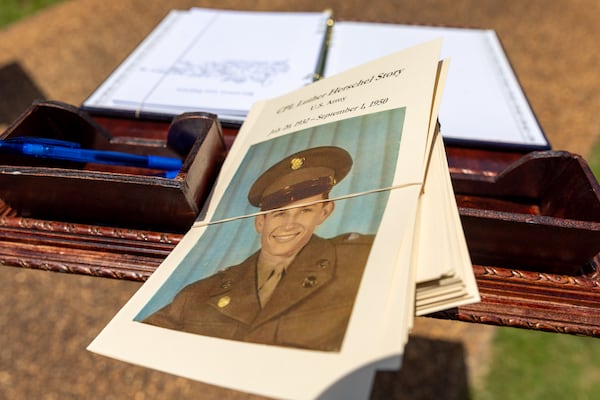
[324,22,549,148]
[84,8,331,123]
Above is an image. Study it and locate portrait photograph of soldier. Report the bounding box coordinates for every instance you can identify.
[136,108,407,352]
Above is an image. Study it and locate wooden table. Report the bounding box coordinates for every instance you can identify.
[1,111,598,337]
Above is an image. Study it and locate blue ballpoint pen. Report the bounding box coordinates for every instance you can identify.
[0,137,182,174]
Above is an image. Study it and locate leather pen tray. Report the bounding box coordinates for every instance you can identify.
[0,101,226,232]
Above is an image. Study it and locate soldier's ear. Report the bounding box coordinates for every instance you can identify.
[319,201,334,222]
[254,214,265,233]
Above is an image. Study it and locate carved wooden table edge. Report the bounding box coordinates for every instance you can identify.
[430,261,600,337]
[0,209,180,281]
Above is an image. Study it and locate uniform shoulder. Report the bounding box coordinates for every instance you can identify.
[330,232,375,246]
[178,261,248,294]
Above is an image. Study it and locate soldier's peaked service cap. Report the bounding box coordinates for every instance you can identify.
[248,146,353,210]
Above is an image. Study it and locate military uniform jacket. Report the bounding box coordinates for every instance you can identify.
[143,233,374,352]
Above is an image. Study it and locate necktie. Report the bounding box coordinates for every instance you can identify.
[258,265,285,307]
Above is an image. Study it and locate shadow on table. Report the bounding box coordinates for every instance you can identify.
[370,335,470,400]
[0,62,46,126]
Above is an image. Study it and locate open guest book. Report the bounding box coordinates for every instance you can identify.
[88,38,479,399]
[82,8,549,150]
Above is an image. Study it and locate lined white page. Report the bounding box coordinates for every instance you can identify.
[325,22,549,149]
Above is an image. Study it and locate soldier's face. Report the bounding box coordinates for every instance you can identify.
[254,194,334,259]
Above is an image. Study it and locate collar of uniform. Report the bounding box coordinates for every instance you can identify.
[256,256,291,291]
[252,235,336,326]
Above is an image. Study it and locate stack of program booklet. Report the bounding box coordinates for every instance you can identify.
[89,38,479,399]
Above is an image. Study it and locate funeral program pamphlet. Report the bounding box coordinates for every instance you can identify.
[88,39,479,399]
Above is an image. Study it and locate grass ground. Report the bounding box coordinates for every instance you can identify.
[475,327,600,400]
[589,138,600,181]
[0,0,65,27]
[2,2,600,400]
